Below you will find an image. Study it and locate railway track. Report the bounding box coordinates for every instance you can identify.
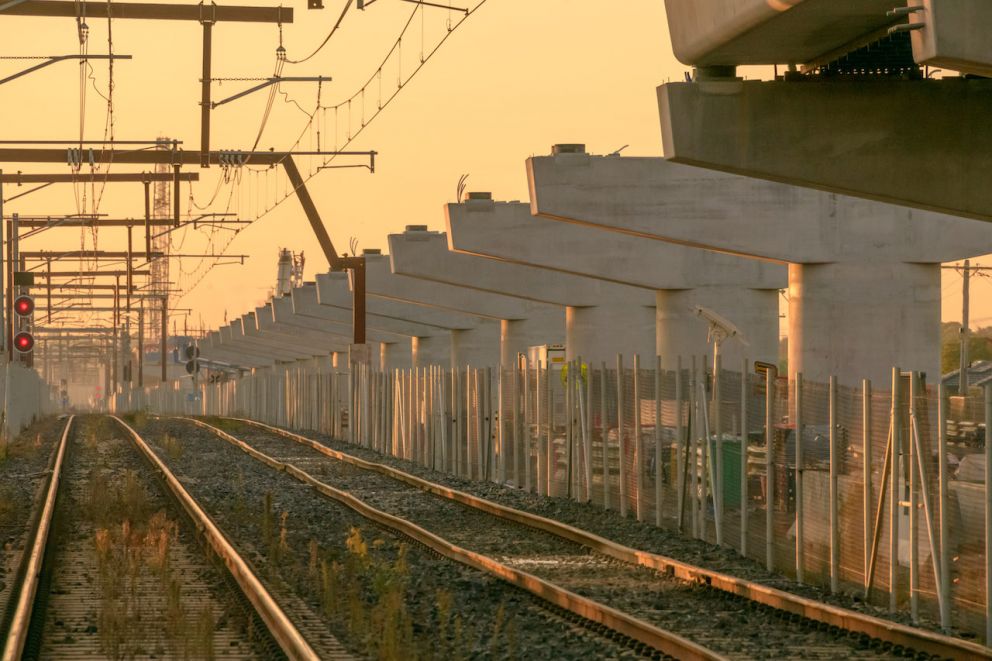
[183,415,989,661]
[0,414,331,661]
[136,414,710,660]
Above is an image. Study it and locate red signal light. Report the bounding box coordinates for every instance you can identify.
[13,295,34,316]
[13,331,33,353]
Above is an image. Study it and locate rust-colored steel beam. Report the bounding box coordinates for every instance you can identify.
[0,172,198,183]
[0,148,369,166]
[1,1,293,23]
[43,270,150,277]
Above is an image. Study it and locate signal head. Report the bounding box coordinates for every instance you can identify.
[13,295,34,317]
[13,331,34,353]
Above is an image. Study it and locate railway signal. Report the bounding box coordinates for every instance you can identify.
[12,295,34,359]
[184,343,200,374]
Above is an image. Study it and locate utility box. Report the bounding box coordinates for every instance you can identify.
[527,344,566,370]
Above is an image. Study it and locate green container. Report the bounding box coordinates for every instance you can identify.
[709,437,742,509]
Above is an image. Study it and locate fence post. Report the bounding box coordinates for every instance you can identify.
[830,374,839,595]
[566,359,574,499]
[714,353,723,545]
[676,356,684,533]
[863,378,872,591]
[909,372,919,619]
[634,354,644,522]
[545,360,553,497]
[690,356,699,538]
[617,354,627,518]
[795,372,805,584]
[765,364,776,573]
[985,383,992,645]
[523,358,531,493]
[741,358,749,557]
[937,384,951,632]
[536,362,543,495]
[601,362,609,510]
[579,359,592,503]
[890,366,901,613]
[655,355,663,527]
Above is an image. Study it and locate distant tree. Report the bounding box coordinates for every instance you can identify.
[941,322,992,374]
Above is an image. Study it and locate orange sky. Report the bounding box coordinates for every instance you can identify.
[0,1,983,334]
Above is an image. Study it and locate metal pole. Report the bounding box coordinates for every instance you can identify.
[795,372,805,583]
[863,378,872,590]
[890,367,901,613]
[0,171,5,355]
[830,374,839,595]
[566,359,574,499]
[160,295,167,383]
[937,384,951,632]
[985,383,992,645]
[765,364,776,572]
[200,21,213,167]
[586,360,593,503]
[601,361,609,509]
[676,356,684,532]
[909,371,919,620]
[690,356,699,538]
[960,260,971,395]
[741,358,749,557]
[545,360,552,498]
[523,357,530,492]
[617,354,627,517]
[634,354,643,521]
[714,352,723,545]
[656,355,663,527]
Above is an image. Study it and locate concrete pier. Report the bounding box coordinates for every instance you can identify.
[528,147,992,384]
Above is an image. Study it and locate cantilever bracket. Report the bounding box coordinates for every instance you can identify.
[0,54,132,86]
[208,76,332,109]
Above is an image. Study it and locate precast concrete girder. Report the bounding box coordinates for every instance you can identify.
[445,199,658,364]
[289,284,422,370]
[361,253,512,369]
[316,272,481,330]
[238,314,335,359]
[438,201,782,366]
[663,0,898,67]
[291,283,443,339]
[528,147,992,384]
[314,272,458,368]
[218,324,309,363]
[267,298,407,347]
[267,296,412,370]
[657,78,992,222]
[247,311,345,356]
[388,237,567,367]
[201,332,273,369]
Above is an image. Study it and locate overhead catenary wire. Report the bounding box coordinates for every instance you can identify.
[173,0,489,303]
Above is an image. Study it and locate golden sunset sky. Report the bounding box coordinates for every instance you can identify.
[0,1,982,334]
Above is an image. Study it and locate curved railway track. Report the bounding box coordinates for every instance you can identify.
[182,415,989,661]
[0,414,333,661]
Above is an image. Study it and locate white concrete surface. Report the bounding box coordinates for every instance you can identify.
[528,149,992,384]
[663,0,897,66]
[441,202,782,366]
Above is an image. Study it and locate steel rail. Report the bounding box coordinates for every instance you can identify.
[111,416,319,661]
[0,415,73,661]
[231,416,992,661]
[178,416,722,661]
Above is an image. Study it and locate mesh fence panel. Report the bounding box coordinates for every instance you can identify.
[132,357,992,642]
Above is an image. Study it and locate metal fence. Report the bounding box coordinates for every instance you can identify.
[128,356,992,643]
